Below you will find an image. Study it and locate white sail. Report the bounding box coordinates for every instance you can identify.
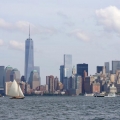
[18,85,24,97]
[8,80,19,97]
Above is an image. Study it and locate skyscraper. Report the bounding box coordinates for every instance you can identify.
[10,68,20,82]
[112,61,120,74]
[64,54,72,78]
[25,27,34,82]
[0,66,5,88]
[105,62,109,73]
[60,65,64,84]
[5,65,13,82]
[77,63,88,77]
[77,63,88,94]
[96,66,103,73]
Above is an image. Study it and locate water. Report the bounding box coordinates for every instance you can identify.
[0,96,120,120]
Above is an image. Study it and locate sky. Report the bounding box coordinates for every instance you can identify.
[0,0,120,84]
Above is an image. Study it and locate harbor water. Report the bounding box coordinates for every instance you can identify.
[0,96,120,120]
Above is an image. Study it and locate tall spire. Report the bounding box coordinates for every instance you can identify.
[29,24,30,39]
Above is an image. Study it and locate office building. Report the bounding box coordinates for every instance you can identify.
[5,65,13,82]
[46,75,54,93]
[0,66,5,88]
[10,68,20,82]
[54,77,59,91]
[64,54,72,78]
[105,62,109,73]
[25,27,34,82]
[91,82,100,93]
[96,66,103,73]
[5,81,12,95]
[77,63,88,77]
[77,63,88,94]
[34,66,40,84]
[112,61,120,74]
[60,65,64,84]
[29,70,40,89]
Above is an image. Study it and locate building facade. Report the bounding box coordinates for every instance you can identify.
[112,61,120,74]
[24,31,34,83]
[96,66,103,73]
[77,63,88,77]
[60,65,64,84]
[29,70,40,90]
[105,62,109,73]
[64,54,72,78]
[0,66,5,88]
[5,65,13,82]
[10,68,21,82]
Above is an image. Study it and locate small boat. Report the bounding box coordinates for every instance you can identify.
[105,93,116,97]
[94,93,104,97]
[84,93,94,96]
[8,80,25,99]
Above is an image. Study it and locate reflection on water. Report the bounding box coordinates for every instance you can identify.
[0,96,120,120]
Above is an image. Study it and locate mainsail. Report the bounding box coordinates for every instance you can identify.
[8,80,19,97]
[8,80,24,98]
[18,85,24,97]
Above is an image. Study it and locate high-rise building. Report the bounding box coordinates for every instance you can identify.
[46,75,54,93]
[112,61,120,74]
[0,66,5,88]
[10,68,20,82]
[96,66,103,73]
[77,63,88,94]
[77,63,88,77]
[5,65,13,82]
[64,54,72,78]
[54,77,59,91]
[29,70,40,89]
[34,66,40,84]
[105,62,109,73]
[25,27,34,82]
[60,65,64,84]
[34,66,40,76]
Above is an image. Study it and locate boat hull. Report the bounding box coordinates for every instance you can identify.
[10,97,25,99]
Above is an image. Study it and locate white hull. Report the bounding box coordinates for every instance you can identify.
[84,93,94,96]
[105,93,116,97]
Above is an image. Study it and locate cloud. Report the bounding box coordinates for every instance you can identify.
[0,19,56,34]
[96,6,120,34]
[70,29,90,41]
[0,18,12,29]
[0,39,4,46]
[9,40,24,51]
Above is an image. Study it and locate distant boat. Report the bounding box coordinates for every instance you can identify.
[105,93,116,97]
[84,93,94,96]
[8,80,25,99]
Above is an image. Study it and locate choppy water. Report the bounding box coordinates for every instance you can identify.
[0,96,120,120]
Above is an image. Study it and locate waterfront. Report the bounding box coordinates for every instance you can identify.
[0,96,120,120]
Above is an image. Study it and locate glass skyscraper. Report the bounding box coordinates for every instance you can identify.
[64,54,72,78]
[24,28,34,82]
[112,61,120,74]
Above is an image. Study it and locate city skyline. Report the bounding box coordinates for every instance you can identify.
[0,1,120,84]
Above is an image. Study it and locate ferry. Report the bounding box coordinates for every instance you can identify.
[84,93,94,96]
[105,93,116,97]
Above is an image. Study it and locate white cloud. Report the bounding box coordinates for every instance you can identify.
[70,29,90,41]
[0,18,12,29]
[0,39,4,46]
[0,19,56,34]
[96,6,120,33]
[9,40,24,51]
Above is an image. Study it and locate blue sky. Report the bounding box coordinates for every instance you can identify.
[0,0,120,84]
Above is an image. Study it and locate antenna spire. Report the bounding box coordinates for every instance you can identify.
[29,24,30,39]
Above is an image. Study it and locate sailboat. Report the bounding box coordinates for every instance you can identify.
[8,80,25,99]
